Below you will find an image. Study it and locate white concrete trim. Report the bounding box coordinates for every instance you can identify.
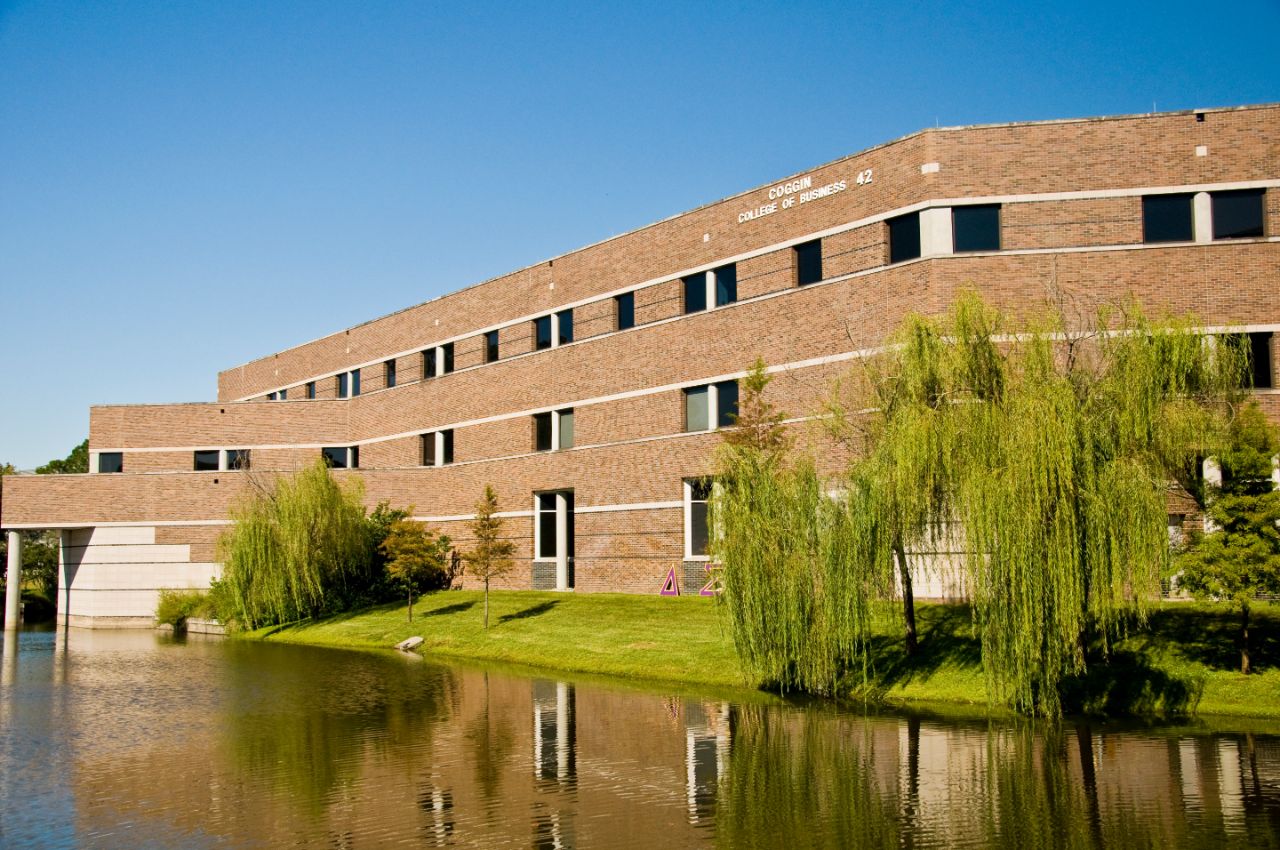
[2,519,234,530]
[575,500,683,514]
[233,178,1280,401]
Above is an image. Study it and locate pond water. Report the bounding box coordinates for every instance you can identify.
[1,627,1278,849]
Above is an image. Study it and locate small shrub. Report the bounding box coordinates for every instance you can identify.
[155,588,210,629]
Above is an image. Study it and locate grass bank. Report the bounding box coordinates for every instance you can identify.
[246,592,1280,721]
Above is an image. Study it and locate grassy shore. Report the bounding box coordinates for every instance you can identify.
[246,591,1280,721]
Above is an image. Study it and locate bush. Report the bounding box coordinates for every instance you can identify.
[155,588,212,629]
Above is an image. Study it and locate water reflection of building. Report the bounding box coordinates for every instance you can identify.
[683,700,731,825]
[533,679,576,785]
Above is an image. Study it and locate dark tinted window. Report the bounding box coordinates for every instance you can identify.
[485,330,500,363]
[715,380,739,427]
[888,212,921,263]
[422,349,436,379]
[322,446,348,469]
[441,429,454,464]
[534,412,553,451]
[266,392,277,401]
[385,360,396,388]
[1212,189,1265,239]
[557,309,573,345]
[795,239,822,285]
[349,446,359,468]
[306,381,316,399]
[1249,332,1274,389]
[615,293,635,330]
[421,433,435,466]
[441,343,454,374]
[193,450,219,471]
[534,315,552,350]
[227,449,251,471]
[953,205,1001,252]
[715,264,737,306]
[337,373,349,398]
[279,389,287,400]
[683,273,707,313]
[98,452,123,473]
[564,491,575,560]
[689,479,712,557]
[684,386,709,431]
[1143,194,1194,243]
[537,493,557,559]
[350,369,361,396]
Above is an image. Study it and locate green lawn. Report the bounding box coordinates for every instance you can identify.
[245,592,1280,722]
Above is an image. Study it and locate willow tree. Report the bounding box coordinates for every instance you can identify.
[219,459,371,628]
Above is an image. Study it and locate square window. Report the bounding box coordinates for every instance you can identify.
[1212,189,1265,239]
[485,330,500,363]
[1142,194,1194,243]
[193,450,219,471]
[422,349,436,379]
[266,392,277,401]
[715,380,739,427]
[715,264,737,307]
[227,449,251,471]
[337,373,349,399]
[615,292,635,330]
[952,205,1001,252]
[683,273,707,314]
[385,359,396,388]
[306,381,316,399]
[684,386,709,432]
[322,446,349,469]
[441,343,454,374]
[795,240,822,285]
[888,212,921,263]
[350,369,361,396]
[557,309,573,345]
[98,452,123,473]
[441,429,454,464]
[534,412,553,451]
[421,433,435,467]
[534,315,553,350]
[278,388,287,401]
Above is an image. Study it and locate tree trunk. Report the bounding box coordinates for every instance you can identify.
[1241,601,1251,675]
[894,537,918,657]
[484,578,490,630]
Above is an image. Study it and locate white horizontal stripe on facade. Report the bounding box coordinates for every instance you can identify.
[233,178,1280,401]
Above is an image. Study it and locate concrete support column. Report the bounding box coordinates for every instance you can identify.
[550,411,561,452]
[434,346,445,377]
[554,493,569,591]
[1193,192,1213,243]
[58,530,71,629]
[920,207,954,257]
[5,531,22,630]
[433,431,445,467]
[704,271,716,311]
[550,312,560,349]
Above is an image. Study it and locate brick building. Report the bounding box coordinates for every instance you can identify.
[3,104,1278,627]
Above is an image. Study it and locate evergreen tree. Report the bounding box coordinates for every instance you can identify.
[463,485,516,630]
[1176,402,1280,674]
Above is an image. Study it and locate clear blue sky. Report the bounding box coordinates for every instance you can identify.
[1,0,1277,469]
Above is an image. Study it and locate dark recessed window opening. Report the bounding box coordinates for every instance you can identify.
[534,315,553,350]
[1212,189,1265,240]
[337,373,349,399]
[953,204,1002,252]
[441,429,454,464]
[441,343,454,374]
[322,446,349,469]
[534,411,553,451]
[684,386,709,432]
[421,433,435,466]
[888,212,922,263]
[485,330,500,363]
[537,493,557,559]
[193,450,219,472]
[350,369,361,396]
[98,452,123,474]
[305,381,316,399]
[715,264,737,307]
[1248,331,1274,389]
[1142,194,1195,243]
[385,359,396,388]
[227,449,251,471]
[615,292,635,330]
[266,392,277,401]
[422,349,436,379]
[715,380,740,427]
[688,478,712,557]
[557,309,573,345]
[683,273,707,314]
[795,239,823,286]
[350,446,359,468]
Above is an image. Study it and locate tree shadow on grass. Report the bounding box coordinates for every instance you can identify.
[1145,605,1279,674]
[1058,649,1205,718]
[856,604,984,699]
[498,600,560,624]
[422,601,477,618]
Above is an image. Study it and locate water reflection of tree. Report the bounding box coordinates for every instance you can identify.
[468,670,515,805]
[714,708,1236,849]
[220,643,459,820]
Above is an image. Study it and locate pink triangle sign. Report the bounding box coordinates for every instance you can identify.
[659,567,680,596]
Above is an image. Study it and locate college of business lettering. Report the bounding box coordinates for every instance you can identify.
[737,169,872,225]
